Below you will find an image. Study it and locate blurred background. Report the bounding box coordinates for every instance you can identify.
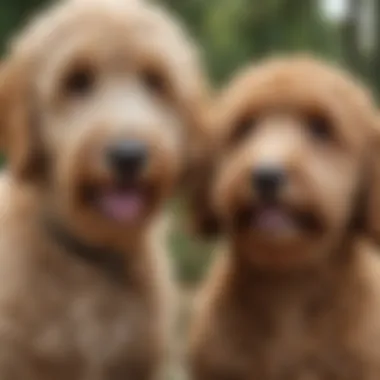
[1,0,379,289]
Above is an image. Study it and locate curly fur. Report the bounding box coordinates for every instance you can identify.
[0,0,209,379]
[187,56,380,380]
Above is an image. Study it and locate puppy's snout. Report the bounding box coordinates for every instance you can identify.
[106,140,148,178]
[252,166,286,199]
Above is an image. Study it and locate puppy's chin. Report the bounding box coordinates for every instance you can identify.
[78,178,161,227]
[231,202,327,269]
[235,203,323,236]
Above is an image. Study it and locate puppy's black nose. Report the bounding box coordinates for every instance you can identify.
[107,140,148,177]
[252,166,286,198]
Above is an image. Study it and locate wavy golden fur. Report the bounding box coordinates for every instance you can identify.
[0,0,209,379]
[188,56,380,379]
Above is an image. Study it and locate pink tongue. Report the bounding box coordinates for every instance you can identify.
[256,208,292,231]
[99,190,143,222]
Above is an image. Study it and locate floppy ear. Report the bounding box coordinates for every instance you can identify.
[0,58,46,181]
[185,149,220,238]
[182,107,222,239]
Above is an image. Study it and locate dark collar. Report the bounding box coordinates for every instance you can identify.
[45,218,127,285]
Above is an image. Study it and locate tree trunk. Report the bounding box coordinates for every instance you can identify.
[342,0,364,76]
[369,0,380,97]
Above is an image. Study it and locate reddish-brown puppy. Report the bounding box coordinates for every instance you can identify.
[0,0,209,379]
[188,56,380,380]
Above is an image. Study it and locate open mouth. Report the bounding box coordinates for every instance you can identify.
[81,181,154,223]
[235,203,322,236]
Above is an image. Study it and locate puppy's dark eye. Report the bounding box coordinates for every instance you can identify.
[142,70,168,96]
[63,67,95,96]
[230,116,255,145]
[306,114,333,142]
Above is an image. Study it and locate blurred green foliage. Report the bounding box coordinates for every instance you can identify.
[0,0,379,286]
[168,199,216,286]
[162,0,344,85]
